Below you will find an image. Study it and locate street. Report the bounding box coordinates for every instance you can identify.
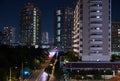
[24,59,51,81]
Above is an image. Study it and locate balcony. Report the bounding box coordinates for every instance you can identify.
[90,35,103,38]
[90,47,103,50]
[89,53,103,55]
[90,41,103,44]
[90,18,102,22]
[90,29,103,33]
[90,6,102,10]
[90,12,102,16]
[90,23,102,27]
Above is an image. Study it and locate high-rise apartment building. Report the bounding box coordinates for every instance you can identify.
[19,3,41,46]
[73,0,111,61]
[41,32,50,48]
[3,26,15,45]
[54,7,73,52]
[112,22,120,53]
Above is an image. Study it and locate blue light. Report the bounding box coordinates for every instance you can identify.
[24,70,29,75]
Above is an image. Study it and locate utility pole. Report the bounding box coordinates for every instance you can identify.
[9,67,11,81]
[21,62,23,80]
[19,62,23,81]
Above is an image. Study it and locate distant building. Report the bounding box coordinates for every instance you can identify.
[3,26,15,45]
[19,3,41,47]
[73,0,111,61]
[112,22,120,54]
[41,32,50,48]
[54,7,73,52]
[49,37,54,48]
[41,32,49,44]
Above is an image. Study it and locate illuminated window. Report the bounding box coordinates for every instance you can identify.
[96,27,100,30]
[57,30,60,35]
[57,10,61,15]
[118,29,120,35]
[96,16,100,18]
[92,39,95,42]
[57,36,60,42]
[57,23,61,28]
[57,16,61,22]
[97,10,100,12]
[97,4,100,7]
[118,31,120,35]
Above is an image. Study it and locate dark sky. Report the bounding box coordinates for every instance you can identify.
[0,0,119,40]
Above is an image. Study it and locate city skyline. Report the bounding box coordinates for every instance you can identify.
[0,0,119,39]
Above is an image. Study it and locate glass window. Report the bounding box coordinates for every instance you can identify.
[96,27,100,30]
[57,23,61,28]
[57,30,60,35]
[97,10,100,12]
[57,36,60,42]
[96,16,100,18]
[57,16,61,22]
[57,10,61,15]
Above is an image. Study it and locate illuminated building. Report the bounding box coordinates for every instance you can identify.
[41,32,49,44]
[112,22,120,54]
[73,0,111,61]
[3,26,15,45]
[41,32,50,48]
[54,7,73,52]
[19,3,41,47]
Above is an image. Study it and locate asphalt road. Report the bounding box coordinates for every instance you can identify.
[24,59,51,81]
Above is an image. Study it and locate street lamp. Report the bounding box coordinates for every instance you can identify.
[77,70,79,75]
[81,76,84,81]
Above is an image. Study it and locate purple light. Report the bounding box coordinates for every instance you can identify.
[48,48,58,58]
[40,71,48,81]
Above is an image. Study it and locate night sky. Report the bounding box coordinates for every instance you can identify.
[0,0,119,40]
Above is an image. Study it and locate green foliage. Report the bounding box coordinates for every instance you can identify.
[61,51,79,62]
[54,68,63,80]
[111,54,120,61]
[0,68,7,81]
[0,44,48,81]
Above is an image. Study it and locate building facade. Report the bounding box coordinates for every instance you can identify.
[41,32,50,48]
[19,3,41,47]
[41,32,49,44]
[73,0,111,61]
[3,26,15,45]
[112,22,120,54]
[54,7,73,52]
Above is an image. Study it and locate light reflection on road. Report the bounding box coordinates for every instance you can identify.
[35,71,48,81]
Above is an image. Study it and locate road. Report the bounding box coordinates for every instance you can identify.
[24,59,51,81]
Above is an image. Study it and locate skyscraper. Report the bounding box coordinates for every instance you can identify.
[19,3,41,47]
[54,7,73,52]
[73,0,111,61]
[3,26,15,45]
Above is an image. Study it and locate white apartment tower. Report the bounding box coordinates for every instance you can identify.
[73,0,111,61]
